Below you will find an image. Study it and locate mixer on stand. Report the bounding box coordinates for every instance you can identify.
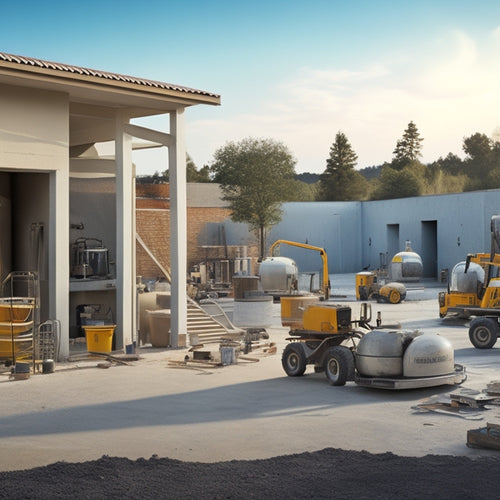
[71,238,110,279]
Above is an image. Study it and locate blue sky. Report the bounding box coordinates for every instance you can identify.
[2,1,500,175]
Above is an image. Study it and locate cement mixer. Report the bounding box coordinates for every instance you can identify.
[280,300,466,390]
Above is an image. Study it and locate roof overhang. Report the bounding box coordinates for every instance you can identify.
[0,52,221,148]
[0,52,220,114]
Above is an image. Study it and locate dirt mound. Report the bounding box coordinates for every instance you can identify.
[1,448,500,499]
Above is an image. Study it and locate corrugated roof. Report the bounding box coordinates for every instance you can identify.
[0,51,220,100]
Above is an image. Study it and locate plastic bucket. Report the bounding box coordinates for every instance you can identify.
[83,325,116,353]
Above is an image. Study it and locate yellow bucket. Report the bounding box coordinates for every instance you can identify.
[83,325,116,353]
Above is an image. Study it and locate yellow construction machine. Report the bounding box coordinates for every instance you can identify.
[438,215,500,348]
[280,298,466,389]
[355,271,407,304]
[261,240,330,300]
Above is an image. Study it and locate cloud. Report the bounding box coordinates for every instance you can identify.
[164,27,500,175]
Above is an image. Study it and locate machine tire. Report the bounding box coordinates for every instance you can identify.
[469,317,499,349]
[323,346,354,386]
[282,343,307,376]
[389,289,401,304]
[358,287,369,301]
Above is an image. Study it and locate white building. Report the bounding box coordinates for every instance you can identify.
[0,52,220,359]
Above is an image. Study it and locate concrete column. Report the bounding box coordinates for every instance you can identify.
[169,108,187,347]
[115,113,135,350]
[50,169,69,360]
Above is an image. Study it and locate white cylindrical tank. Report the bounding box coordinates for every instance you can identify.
[390,251,423,282]
[259,257,298,295]
[450,261,484,293]
[403,334,455,377]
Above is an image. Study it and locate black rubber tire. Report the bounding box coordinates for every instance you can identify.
[282,343,307,376]
[469,317,499,349]
[358,287,368,301]
[323,346,355,386]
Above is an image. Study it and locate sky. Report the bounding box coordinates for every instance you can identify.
[2,0,500,175]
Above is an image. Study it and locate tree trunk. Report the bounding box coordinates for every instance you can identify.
[259,225,265,260]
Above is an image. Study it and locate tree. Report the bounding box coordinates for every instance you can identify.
[159,154,211,183]
[318,131,368,201]
[392,121,423,170]
[430,152,464,176]
[210,137,297,258]
[371,165,422,200]
[186,154,211,182]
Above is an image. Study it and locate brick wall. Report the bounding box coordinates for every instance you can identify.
[136,184,259,281]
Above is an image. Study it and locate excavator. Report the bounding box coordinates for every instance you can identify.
[438,215,500,348]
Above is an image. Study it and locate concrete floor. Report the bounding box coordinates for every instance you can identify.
[1,275,500,472]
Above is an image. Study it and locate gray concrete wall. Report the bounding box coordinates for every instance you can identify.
[232,190,500,278]
[267,202,362,273]
[361,191,500,278]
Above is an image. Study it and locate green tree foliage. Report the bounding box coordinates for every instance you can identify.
[318,131,368,201]
[186,154,211,182]
[461,133,500,190]
[392,121,423,170]
[429,153,464,176]
[210,137,297,258]
[371,164,422,200]
[295,172,320,184]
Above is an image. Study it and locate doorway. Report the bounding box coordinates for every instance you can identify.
[421,220,438,278]
[387,224,400,260]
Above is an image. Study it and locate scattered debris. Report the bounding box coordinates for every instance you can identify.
[67,352,138,366]
[486,380,500,395]
[167,336,277,371]
[449,393,498,408]
[467,422,500,450]
[412,392,488,420]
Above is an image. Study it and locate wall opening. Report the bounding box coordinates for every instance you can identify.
[387,224,400,260]
[421,220,438,278]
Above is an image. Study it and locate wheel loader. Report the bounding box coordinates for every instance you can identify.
[280,298,465,389]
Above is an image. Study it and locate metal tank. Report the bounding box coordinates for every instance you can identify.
[356,329,455,379]
[259,257,299,296]
[403,334,455,377]
[450,261,484,293]
[390,251,423,282]
[356,330,411,377]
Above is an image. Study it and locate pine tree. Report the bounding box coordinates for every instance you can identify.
[392,121,423,170]
[318,132,367,201]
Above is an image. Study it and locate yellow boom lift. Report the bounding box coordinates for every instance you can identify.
[268,240,330,300]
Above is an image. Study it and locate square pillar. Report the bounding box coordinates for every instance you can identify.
[50,169,69,359]
[115,114,135,350]
[169,108,187,346]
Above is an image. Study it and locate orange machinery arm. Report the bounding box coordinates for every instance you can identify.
[269,239,330,300]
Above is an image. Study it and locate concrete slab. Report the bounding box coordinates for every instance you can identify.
[1,275,500,472]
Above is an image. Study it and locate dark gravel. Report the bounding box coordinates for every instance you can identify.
[1,448,500,499]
